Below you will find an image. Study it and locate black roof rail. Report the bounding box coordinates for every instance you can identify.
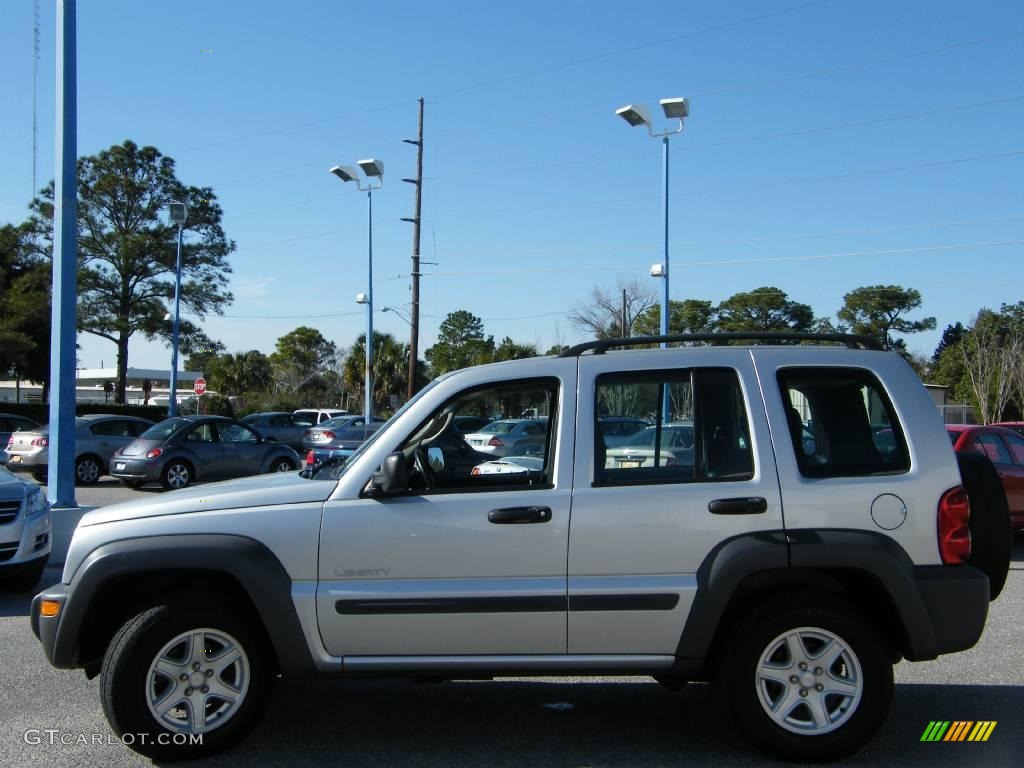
[557,332,883,357]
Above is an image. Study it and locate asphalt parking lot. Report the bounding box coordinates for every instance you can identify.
[1,482,1021,767]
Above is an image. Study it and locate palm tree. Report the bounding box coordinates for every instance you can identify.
[343,332,409,412]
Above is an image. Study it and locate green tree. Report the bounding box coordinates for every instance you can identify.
[343,332,411,412]
[492,337,538,361]
[715,287,814,333]
[837,285,935,351]
[933,322,965,363]
[27,140,234,403]
[269,326,338,394]
[425,310,495,375]
[0,223,51,389]
[207,350,273,396]
[633,299,716,337]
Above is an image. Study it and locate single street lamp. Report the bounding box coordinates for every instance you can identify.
[382,305,412,326]
[615,97,689,347]
[167,202,188,417]
[331,159,383,421]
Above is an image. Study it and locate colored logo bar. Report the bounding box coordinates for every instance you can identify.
[920,721,997,742]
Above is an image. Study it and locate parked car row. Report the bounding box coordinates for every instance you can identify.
[948,424,1024,530]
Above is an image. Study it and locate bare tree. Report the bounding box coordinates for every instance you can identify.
[569,278,657,339]
[960,310,1020,424]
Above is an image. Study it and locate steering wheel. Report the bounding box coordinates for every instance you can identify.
[413,447,438,490]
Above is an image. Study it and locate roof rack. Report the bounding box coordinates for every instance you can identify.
[557,332,883,357]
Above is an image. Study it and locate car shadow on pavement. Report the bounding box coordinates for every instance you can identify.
[188,679,1023,768]
[1010,533,1024,569]
[0,567,62,618]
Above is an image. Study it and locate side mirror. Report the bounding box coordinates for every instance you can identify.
[370,452,409,495]
[427,446,445,472]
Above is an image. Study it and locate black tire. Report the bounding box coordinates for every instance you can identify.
[722,593,893,763]
[653,674,688,692]
[100,603,272,761]
[75,454,103,485]
[0,559,47,593]
[161,460,194,491]
[957,452,1011,600]
[268,457,295,473]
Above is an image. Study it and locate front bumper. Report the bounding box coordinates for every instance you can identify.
[31,582,69,665]
[0,508,51,570]
[914,564,990,657]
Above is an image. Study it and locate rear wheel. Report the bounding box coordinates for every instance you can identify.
[269,458,294,473]
[161,461,194,491]
[100,603,272,760]
[722,594,893,762]
[75,455,103,485]
[957,452,1011,600]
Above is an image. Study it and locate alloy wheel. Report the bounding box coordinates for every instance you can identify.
[754,627,863,735]
[166,463,190,489]
[76,458,100,483]
[144,628,250,735]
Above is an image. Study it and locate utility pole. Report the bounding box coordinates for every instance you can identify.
[621,289,628,338]
[401,97,424,402]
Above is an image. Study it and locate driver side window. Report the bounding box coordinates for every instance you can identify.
[401,378,559,493]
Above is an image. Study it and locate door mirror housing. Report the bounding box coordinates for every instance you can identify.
[370,452,409,496]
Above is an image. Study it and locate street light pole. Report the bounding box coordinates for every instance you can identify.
[365,187,374,421]
[614,97,689,348]
[330,159,384,421]
[167,203,188,417]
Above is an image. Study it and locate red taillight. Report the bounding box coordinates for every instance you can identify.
[471,467,481,476]
[5,436,12,449]
[146,447,163,459]
[305,450,315,467]
[938,486,971,564]
[31,437,48,447]
[322,431,335,440]
[488,437,504,448]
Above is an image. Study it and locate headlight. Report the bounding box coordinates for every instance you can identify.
[26,487,48,516]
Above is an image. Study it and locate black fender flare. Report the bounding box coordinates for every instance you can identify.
[35,534,314,675]
[674,528,974,668]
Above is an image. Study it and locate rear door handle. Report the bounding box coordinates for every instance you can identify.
[488,506,552,524]
[708,497,767,515]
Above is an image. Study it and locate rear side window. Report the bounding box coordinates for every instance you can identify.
[778,368,910,478]
[594,368,754,486]
[1002,432,1024,464]
[973,433,1011,464]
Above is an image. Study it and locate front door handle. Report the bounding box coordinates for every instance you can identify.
[488,506,552,524]
[708,497,767,515]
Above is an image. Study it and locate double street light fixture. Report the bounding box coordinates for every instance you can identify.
[382,305,412,326]
[330,159,384,421]
[615,97,689,347]
[167,202,188,417]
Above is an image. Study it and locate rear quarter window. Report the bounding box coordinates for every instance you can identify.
[778,367,910,478]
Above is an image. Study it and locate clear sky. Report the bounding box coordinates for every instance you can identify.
[1,0,1022,372]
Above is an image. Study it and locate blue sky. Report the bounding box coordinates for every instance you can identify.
[1,0,1022,372]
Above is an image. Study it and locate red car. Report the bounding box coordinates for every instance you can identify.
[947,424,1024,530]
[993,421,1024,438]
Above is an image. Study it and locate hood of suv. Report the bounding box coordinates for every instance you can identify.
[79,471,334,527]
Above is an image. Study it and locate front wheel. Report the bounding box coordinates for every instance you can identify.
[161,461,193,491]
[722,594,893,762]
[100,604,272,760]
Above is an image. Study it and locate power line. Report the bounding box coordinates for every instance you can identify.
[431,0,835,98]
[430,213,1024,259]
[387,240,1023,279]
[433,148,1024,219]
[451,94,1024,180]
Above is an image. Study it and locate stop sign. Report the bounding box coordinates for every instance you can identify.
[193,377,207,395]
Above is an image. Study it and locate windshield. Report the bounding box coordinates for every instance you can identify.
[480,421,516,434]
[140,418,190,441]
[307,378,442,481]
